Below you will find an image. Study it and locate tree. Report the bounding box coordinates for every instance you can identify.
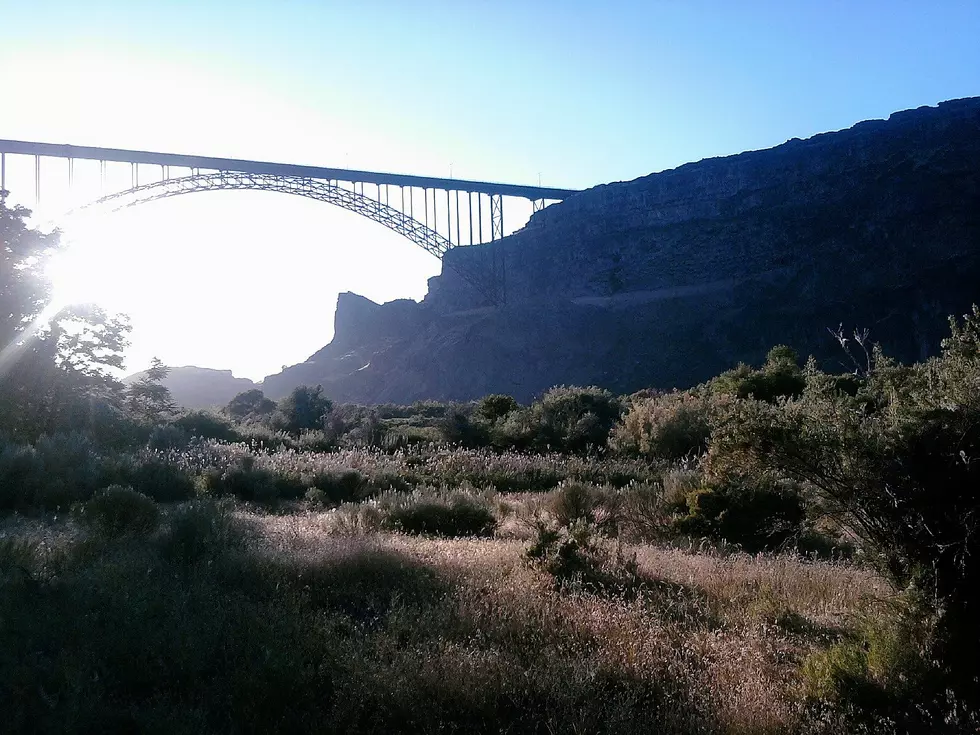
[275,385,333,433]
[126,358,178,423]
[0,195,131,440]
[225,388,277,421]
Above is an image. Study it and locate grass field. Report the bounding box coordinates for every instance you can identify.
[1,495,895,734]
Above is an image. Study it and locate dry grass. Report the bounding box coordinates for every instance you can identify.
[240,509,889,733]
[0,501,899,733]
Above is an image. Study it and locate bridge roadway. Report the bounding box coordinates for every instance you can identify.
[0,139,579,201]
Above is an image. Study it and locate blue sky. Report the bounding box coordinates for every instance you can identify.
[1,1,978,379]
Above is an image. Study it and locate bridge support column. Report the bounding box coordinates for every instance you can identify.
[490,194,503,241]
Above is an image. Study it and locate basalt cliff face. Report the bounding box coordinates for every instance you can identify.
[262,97,980,403]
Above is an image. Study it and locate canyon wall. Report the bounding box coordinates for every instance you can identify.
[262,97,980,403]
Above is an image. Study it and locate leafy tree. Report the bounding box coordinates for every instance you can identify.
[0,195,131,440]
[126,358,178,423]
[275,385,333,433]
[225,388,276,420]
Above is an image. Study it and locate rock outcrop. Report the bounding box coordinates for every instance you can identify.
[262,97,980,403]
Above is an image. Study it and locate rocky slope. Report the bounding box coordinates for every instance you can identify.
[260,97,980,403]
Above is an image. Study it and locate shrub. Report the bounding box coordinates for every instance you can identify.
[0,443,41,510]
[274,385,333,434]
[801,643,873,703]
[529,385,622,452]
[673,481,807,553]
[707,313,980,702]
[72,485,160,539]
[123,455,196,502]
[215,465,280,503]
[310,469,367,504]
[547,480,622,535]
[611,391,727,459]
[172,410,241,443]
[147,424,190,450]
[225,388,276,420]
[708,345,806,402]
[330,502,385,535]
[524,519,639,594]
[619,481,670,541]
[32,433,102,510]
[159,499,237,564]
[438,405,490,447]
[383,489,497,537]
[476,394,519,423]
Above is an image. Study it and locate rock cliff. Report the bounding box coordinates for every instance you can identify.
[262,97,980,403]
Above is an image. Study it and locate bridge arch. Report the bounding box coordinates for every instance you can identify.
[74,172,498,301]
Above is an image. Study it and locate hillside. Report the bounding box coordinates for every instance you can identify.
[259,97,980,402]
[124,366,256,409]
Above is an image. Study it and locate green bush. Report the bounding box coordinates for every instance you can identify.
[147,424,189,450]
[159,499,237,564]
[274,385,333,434]
[72,485,160,539]
[673,481,807,553]
[120,455,196,502]
[172,410,241,443]
[311,469,367,504]
[528,385,622,452]
[0,443,42,510]
[547,480,622,535]
[524,519,639,594]
[383,489,497,537]
[31,433,102,510]
[476,394,520,423]
[707,316,980,702]
[610,391,727,459]
[708,345,806,402]
[801,643,872,702]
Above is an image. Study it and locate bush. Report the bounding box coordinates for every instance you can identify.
[0,443,42,510]
[708,345,806,402]
[524,519,639,594]
[274,385,333,434]
[214,465,280,503]
[159,499,237,564]
[529,385,622,452]
[32,433,101,510]
[121,455,196,502]
[329,502,385,534]
[310,469,367,504]
[707,317,980,702]
[476,394,519,423]
[383,489,497,537]
[225,388,276,420]
[547,480,622,535]
[72,485,160,539]
[611,391,727,459]
[437,404,490,447]
[147,424,190,450]
[172,410,241,443]
[673,481,807,553]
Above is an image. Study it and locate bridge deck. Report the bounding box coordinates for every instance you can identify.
[0,139,580,200]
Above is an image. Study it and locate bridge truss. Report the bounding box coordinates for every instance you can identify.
[0,140,580,304]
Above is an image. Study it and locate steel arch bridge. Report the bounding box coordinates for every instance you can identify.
[0,139,580,303]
